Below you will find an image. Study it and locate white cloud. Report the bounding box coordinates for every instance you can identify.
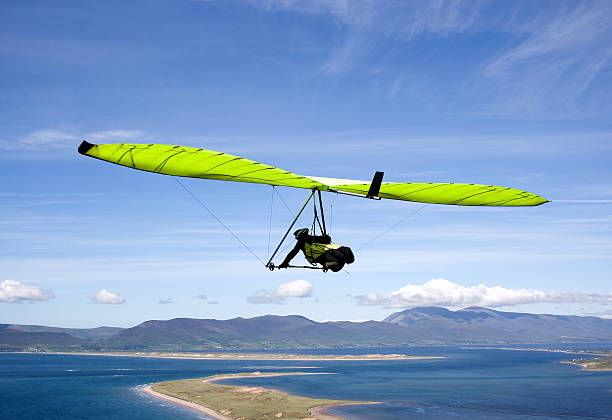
[194,293,208,300]
[91,289,125,304]
[247,279,313,304]
[0,279,54,303]
[356,278,612,308]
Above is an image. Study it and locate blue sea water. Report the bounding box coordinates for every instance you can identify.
[1,347,611,419]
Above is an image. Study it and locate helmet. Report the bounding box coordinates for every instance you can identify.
[293,228,309,239]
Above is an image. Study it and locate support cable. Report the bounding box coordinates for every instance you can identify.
[357,203,429,252]
[273,187,296,217]
[329,192,338,235]
[173,177,266,266]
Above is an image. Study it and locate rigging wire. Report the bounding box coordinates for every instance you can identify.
[273,187,296,217]
[329,192,339,235]
[357,203,429,252]
[173,177,266,266]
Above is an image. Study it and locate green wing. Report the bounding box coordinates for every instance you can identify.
[310,178,548,206]
[78,141,325,190]
[78,141,548,206]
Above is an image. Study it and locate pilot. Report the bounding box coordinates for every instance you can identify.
[278,228,354,272]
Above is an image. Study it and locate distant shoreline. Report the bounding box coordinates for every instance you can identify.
[12,350,443,361]
[464,347,610,356]
[142,371,380,420]
[464,347,612,371]
[559,358,612,371]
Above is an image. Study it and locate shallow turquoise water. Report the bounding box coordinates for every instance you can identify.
[1,347,611,419]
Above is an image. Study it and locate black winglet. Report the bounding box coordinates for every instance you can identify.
[78,140,95,155]
[366,171,384,198]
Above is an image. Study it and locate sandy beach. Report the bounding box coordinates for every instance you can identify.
[143,385,236,420]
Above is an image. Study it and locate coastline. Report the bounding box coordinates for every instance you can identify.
[142,371,378,420]
[308,403,380,420]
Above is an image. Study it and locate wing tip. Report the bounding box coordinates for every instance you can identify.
[78,140,95,155]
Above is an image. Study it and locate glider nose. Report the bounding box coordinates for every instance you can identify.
[78,140,95,155]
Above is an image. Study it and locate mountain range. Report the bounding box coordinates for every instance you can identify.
[2,307,611,351]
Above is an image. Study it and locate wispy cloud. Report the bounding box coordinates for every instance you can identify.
[193,294,218,304]
[248,0,490,75]
[0,128,147,153]
[87,130,146,142]
[0,279,54,303]
[247,279,313,304]
[0,129,77,151]
[355,278,612,308]
[91,289,125,304]
[158,298,175,304]
[484,2,612,112]
[244,1,612,114]
[21,129,77,146]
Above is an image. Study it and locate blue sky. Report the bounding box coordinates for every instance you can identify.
[1,0,612,328]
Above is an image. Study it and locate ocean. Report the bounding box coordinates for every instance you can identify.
[1,346,611,419]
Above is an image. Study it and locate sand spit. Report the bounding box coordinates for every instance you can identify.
[144,371,378,420]
[34,350,441,361]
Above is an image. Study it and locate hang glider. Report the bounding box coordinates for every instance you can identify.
[78,141,548,206]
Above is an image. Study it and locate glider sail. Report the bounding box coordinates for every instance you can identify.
[78,141,548,206]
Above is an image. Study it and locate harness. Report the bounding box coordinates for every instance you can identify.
[304,242,340,264]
